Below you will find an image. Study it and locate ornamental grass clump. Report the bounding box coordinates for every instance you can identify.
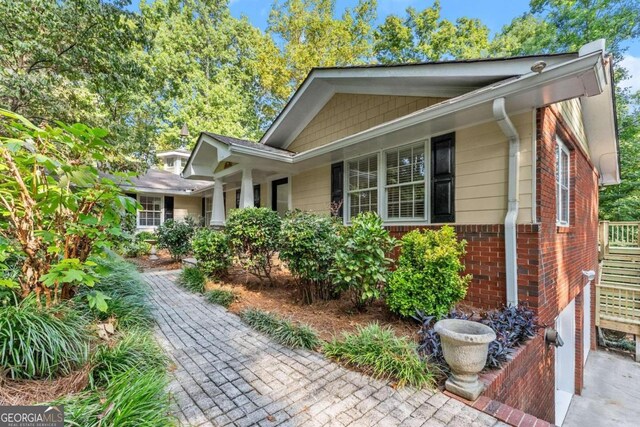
[205,289,236,308]
[240,308,319,349]
[279,211,341,304]
[178,266,206,293]
[387,226,471,318]
[323,323,434,388]
[0,298,90,379]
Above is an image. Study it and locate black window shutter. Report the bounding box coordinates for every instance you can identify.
[235,189,240,208]
[253,184,261,207]
[431,133,455,223]
[331,162,344,217]
[201,197,205,217]
[164,196,174,221]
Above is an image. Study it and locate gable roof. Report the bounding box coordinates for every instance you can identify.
[120,168,213,195]
[202,132,294,156]
[260,52,579,150]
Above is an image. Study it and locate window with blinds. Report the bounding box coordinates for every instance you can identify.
[385,144,426,220]
[347,154,378,218]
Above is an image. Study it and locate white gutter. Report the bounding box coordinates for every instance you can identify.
[493,98,520,307]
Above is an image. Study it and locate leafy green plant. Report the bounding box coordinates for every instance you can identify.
[59,367,173,427]
[0,298,90,379]
[279,211,341,304]
[226,207,282,285]
[331,212,396,309]
[323,323,434,388]
[191,228,232,278]
[240,308,319,349]
[205,289,236,308]
[120,234,152,258]
[387,226,471,318]
[89,329,167,388]
[0,109,138,306]
[178,267,206,293]
[75,256,153,330]
[135,231,156,243]
[156,218,197,260]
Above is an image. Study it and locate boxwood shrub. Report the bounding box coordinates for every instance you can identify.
[191,228,232,279]
[387,226,471,318]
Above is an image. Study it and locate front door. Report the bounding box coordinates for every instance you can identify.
[271,178,289,216]
[555,299,576,426]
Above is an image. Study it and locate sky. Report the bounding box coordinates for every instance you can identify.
[132,0,640,91]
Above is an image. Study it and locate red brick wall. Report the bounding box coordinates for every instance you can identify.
[386,224,539,311]
[481,334,555,422]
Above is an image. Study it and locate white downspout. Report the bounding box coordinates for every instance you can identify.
[493,98,520,307]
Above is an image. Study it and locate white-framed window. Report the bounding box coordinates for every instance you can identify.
[385,143,426,220]
[347,154,378,219]
[556,138,570,226]
[138,195,163,227]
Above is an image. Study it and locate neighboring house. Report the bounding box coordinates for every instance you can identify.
[183,39,618,424]
[120,148,214,231]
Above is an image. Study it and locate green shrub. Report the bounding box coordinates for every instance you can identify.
[156,218,197,260]
[279,211,341,304]
[0,298,90,379]
[178,267,206,293]
[191,228,232,278]
[205,289,236,308]
[331,212,396,309]
[89,329,167,388]
[135,231,155,243]
[75,257,153,330]
[59,368,173,427]
[226,207,282,285]
[387,226,471,318]
[240,308,319,349]
[323,323,434,388]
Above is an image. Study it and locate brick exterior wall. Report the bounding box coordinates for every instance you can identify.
[386,103,600,424]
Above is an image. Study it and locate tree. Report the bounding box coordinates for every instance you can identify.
[373,0,490,64]
[0,109,137,307]
[0,0,152,167]
[266,0,377,97]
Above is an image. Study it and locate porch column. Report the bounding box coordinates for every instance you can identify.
[239,168,254,208]
[210,180,225,227]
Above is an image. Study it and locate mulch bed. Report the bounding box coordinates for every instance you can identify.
[0,366,90,406]
[205,265,418,342]
[127,249,182,271]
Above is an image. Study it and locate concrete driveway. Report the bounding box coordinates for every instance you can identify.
[563,350,640,427]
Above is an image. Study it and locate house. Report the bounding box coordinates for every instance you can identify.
[120,148,214,230]
[183,39,618,424]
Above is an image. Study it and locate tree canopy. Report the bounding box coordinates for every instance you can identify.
[0,0,639,219]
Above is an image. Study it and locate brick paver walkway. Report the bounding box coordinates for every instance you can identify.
[144,270,502,427]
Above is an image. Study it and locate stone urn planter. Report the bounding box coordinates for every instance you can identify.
[434,319,496,401]
[145,239,158,260]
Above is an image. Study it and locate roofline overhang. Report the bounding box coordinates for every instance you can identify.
[185,47,617,182]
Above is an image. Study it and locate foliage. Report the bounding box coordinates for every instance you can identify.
[0,110,137,306]
[330,212,396,309]
[0,298,90,379]
[279,211,341,304]
[191,228,232,279]
[373,0,490,63]
[387,226,471,318]
[178,267,206,294]
[120,237,152,258]
[226,207,282,285]
[416,306,539,369]
[89,329,167,388]
[58,367,173,427]
[75,256,153,330]
[205,289,236,308]
[0,0,153,167]
[156,218,197,260]
[323,323,434,388]
[240,308,320,349]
